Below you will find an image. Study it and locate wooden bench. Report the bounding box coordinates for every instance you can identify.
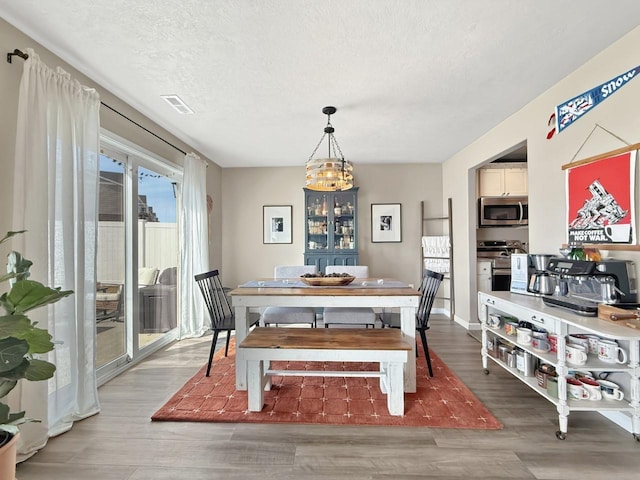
[238,327,412,416]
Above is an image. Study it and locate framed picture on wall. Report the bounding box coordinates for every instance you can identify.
[371,203,402,243]
[565,147,637,245]
[263,205,292,244]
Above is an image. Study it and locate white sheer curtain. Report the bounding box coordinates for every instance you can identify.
[179,152,210,338]
[12,49,101,459]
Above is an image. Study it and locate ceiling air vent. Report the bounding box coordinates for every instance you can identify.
[161,94,194,114]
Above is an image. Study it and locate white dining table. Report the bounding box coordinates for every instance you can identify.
[228,278,421,392]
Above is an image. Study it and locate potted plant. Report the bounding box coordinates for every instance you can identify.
[0,231,73,478]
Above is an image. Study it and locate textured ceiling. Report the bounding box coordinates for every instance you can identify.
[1,1,639,168]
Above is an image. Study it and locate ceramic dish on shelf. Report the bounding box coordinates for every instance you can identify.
[300,275,356,286]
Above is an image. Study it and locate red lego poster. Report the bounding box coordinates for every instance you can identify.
[566,150,636,244]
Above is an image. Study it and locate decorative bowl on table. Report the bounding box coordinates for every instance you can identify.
[299,274,356,286]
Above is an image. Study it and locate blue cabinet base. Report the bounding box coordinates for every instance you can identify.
[304,254,359,273]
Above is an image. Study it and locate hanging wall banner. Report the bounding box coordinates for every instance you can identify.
[566,149,636,245]
[547,65,639,139]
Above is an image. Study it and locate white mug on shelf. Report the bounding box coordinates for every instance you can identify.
[585,335,601,355]
[578,377,603,401]
[597,339,628,364]
[567,334,589,352]
[597,379,625,401]
[566,378,590,400]
[516,327,532,345]
[565,343,588,366]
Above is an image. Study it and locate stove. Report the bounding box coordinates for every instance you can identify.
[477,240,527,291]
[477,240,526,265]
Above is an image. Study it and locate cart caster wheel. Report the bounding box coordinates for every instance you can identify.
[633,433,640,442]
[483,369,490,375]
[555,431,566,440]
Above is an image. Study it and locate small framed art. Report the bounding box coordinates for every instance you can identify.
[263,205,292,244]
[371,203,402,243]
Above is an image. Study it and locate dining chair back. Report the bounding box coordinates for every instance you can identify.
[274,265,316,279]
[381,269,444,376]
[195,269,259,376]
[261,265,318,327]
[323,265,377,328]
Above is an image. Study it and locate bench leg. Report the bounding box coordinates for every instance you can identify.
[264,359,272,390]
[379,362,388,394]
[386,362,405,416]
[247,359,264,411]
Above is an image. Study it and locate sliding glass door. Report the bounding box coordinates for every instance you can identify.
[96,151,127,368]
[137,165,179,348]
[96,132,182,381]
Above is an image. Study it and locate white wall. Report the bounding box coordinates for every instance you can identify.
[220,163,443,288]
[443,26,640,328]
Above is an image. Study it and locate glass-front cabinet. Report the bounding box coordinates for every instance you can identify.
[304,187,359,272]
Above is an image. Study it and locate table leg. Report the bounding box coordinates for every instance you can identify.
[235,305,249,390]
[400,306,416,393]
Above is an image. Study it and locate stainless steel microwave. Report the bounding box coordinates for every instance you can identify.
[478,196,528,227]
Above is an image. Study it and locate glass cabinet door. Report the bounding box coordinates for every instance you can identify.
[306,191,329,251]
[331,191,357,252]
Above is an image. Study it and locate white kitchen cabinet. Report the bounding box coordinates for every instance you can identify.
[478,166,527,196]
[504,168,528,195]
[478,291,640,440]
[477,260,492,293]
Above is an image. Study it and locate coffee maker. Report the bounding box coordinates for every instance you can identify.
[542,258,637,315]
[510,253,556,296]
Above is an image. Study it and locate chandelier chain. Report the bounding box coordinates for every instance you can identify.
[329,133,345,159]
[307,132,327,162]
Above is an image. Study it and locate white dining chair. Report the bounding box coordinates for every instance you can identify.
[322,265,377,328]
[261,265,318,327]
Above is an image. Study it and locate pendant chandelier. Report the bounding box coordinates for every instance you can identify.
[305,106,354,191]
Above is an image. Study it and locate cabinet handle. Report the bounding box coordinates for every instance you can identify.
[531,315,544,324]
[486,298,495,305]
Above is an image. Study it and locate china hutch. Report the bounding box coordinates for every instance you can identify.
[304,187,359,272]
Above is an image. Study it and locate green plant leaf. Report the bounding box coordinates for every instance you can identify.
[18,326,55,355]
[0,380,18,399]
[0,314,30,339]
[0,402,11,424]
[0,358,30,380]
[25,359,56,381]
[0,337,29,373]
[0,272,17,285]
[5,280,73,314]
[0,230,26,246]
[7,252,33,281]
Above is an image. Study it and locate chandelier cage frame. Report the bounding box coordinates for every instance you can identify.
[305,106,354,191]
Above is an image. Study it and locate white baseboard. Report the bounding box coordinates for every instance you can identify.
[452,314,481,330]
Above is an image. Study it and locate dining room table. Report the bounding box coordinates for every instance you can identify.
[228,277,421,392]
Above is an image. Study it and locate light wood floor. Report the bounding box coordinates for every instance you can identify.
[17,316,640,479]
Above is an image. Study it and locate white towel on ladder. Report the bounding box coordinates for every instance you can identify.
[421,236,450,258]
[424,258,450,273]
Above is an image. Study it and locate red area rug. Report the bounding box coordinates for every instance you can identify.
[152,339,502,429]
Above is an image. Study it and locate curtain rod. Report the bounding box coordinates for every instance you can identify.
[6,48,187,156]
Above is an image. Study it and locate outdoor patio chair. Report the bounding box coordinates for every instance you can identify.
[95,283,123,323]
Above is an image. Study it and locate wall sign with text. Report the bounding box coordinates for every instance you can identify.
[547,65,639,139]
[566,149,636,245]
